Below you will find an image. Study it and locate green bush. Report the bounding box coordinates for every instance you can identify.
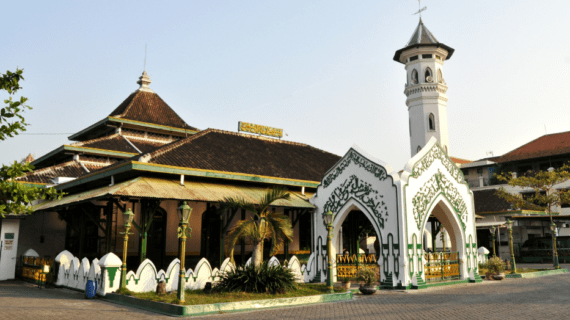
[483,256,505,274]
[354,267,378,286]
[214,262,297,293]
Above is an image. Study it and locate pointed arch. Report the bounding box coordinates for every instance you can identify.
[411,69,418,84]
[425,67,433,83]
[428,113,435,131]
[437,68,443,83]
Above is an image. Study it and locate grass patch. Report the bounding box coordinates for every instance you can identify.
[125,284,346,306]
[479,267,550,275]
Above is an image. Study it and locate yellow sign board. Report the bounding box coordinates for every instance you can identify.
[238,121,283,138]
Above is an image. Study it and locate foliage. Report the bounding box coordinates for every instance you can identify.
[482,256,505,274]
[0,69,64,217]
[495,166,570,218]
[214,262,297,294]
[128,283,346,306]
[222,187,293,266]
[354,267,378,286]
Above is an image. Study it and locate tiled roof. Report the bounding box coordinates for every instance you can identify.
[450,156,472,165]
[139,129,342,182]
[73,134,139,154]
[16,161,105,184]
[497,131,570,163]
[473,189,512,213]
[109,91,197,131]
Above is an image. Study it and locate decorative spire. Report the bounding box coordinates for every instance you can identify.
[137,71,153,93]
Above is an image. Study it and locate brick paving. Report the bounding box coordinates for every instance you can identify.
[2,274,570,319]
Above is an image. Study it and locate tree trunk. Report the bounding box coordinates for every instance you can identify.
[251,240,263,267]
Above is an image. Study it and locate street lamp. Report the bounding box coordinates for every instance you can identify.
[120,208,135,290]
[324,210,335,294]
[505,219,517,274]
[177,201,192,303]
[490,226,496,257]
[550,222,560,269]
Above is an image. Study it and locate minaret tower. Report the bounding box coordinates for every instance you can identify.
[394,18,455,157]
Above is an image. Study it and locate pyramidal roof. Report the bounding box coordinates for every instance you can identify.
[406,18,439,46]
[108,72,196,130]
[393,18,454,63]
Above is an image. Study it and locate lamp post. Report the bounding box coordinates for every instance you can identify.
[177,201,192,303]
[550,222,560,269]
[490,226,496,257]
[506,219,516,274]
[120,208,135,290]
[324,210,335,294]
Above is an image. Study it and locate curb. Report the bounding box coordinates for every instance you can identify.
[505,268,568,279]
[103,291,353,317]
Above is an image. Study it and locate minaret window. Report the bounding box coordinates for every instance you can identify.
[417,146,422,154]
[411,69,418,84]
[425,68,433,83]
[428,113,435,131]
[438,69,443,83]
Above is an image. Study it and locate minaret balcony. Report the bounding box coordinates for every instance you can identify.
[404,82,448,97]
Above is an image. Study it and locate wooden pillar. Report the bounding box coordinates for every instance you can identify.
[220,207,224,267]
[284,209,290,261]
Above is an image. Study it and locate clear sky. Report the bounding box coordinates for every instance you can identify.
[2,1,570,170]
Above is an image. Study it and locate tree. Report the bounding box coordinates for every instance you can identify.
[223,187,294,267]
[495,166,570,268]
[0,68,63,217]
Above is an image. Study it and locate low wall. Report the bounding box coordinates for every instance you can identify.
[53,250,321,296]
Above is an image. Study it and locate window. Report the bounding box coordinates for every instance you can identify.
[461,169,469,176]
[436,55,442,60]
[411,69,418,84]
[410,55,419,62]
[425,68,433,83]
[477,168,483,176]
[561,189,570,208]
[438,69,443,82]
[417,146,422,154]
[423,54,433,59]
[409,118,412,136]
[428,113,435,130]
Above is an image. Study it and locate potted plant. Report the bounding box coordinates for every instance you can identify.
[355,267,378,295]
[484,256,506,280]
[339,276,353,290]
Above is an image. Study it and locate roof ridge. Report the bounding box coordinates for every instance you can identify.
[138,128,213,162]
[70,133,121,147]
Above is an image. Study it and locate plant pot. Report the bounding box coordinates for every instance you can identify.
[359,285,377,295]
[492,273,505,281]
[341,281,351,290]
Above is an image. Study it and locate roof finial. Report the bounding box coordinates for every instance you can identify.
[413,0,427,18]
[137,71,153,93]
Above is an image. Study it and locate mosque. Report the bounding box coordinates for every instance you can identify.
[1,18,481,288]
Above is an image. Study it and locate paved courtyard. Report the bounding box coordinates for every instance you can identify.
[1,273,569,319]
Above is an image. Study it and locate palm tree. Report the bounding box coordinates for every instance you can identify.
[222,187,294,267]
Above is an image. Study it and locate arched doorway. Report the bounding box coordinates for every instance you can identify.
[336,209,380,281]
[421,200,464,283]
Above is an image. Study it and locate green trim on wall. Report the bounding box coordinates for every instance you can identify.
[107,267,120,288]
[505,269,568,279]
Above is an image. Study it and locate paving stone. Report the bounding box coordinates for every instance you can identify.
[2,274,569,319]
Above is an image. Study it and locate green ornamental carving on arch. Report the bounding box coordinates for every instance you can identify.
[323,175,388,229]
[412,143,465,184]
[412,169,467,231]
[323,149,388,188]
